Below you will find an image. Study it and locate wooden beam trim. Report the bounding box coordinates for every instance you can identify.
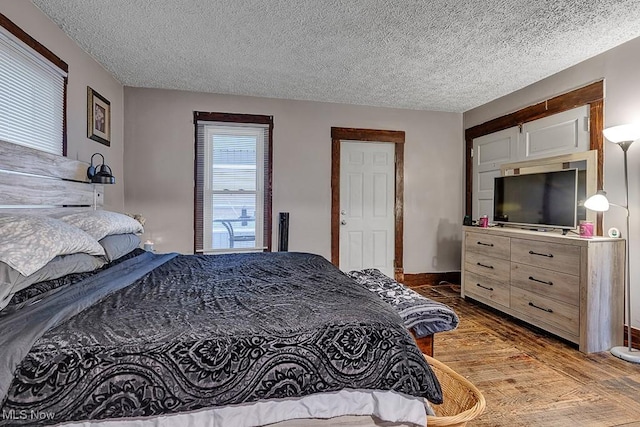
[465,81,604,140]
[465,135,473,216]
[331,138,340,266]
[464,80,604,221]
[0,13,68,73]
[194,111,273,125]
[589,99,605,236]
[265,120,274,252]
[331,127,405,144]
[395,143,404,279]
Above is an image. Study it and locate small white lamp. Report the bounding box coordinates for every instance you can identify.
[584,123,640,364]
[583,190,610,212]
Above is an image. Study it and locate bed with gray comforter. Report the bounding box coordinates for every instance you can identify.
[0,251,443,426]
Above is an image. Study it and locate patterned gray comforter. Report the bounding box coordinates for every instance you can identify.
[347,269,459,338]
[0,252,441,426]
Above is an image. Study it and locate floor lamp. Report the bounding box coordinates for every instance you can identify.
[584,123,640,364]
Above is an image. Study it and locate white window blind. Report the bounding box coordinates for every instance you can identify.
[195,115,272,254]
[0,25,67,155]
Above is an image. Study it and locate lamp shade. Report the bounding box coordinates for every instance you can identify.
[603,124,640,144]
[87,153,116,184]
[584,190,610,212]
[91,164,115,184]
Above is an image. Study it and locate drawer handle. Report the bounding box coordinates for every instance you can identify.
[528,302,553,313]
[529,250,554,258]
[528,276,553,286]
[477,241,494,247]
[476,262,494,269]
[476,283,494,291]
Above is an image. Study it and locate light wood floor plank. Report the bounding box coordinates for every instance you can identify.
[415,284,640,427]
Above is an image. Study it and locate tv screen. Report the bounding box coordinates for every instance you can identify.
[493,169,578,229]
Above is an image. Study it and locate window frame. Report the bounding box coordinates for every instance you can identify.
[194,111,273,254]
[0,13,68,155]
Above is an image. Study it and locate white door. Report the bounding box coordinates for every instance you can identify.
[472,106,590,221]
[472,127,519,220]
[521,105,589,160]
[339,141,395,277]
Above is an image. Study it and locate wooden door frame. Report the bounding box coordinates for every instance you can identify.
[464,80,605,234]
[331,127,405,282]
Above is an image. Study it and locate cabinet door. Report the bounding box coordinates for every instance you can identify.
[520,106,589,160]
[471,106,590,221]
[472,127,518,221]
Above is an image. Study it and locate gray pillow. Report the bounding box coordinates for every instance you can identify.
[0,214,105,276]
[99,233,141,262]
[54,210,144,241]
[0,253,106,311]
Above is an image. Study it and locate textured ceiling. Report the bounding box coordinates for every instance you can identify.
[32,0,640,112]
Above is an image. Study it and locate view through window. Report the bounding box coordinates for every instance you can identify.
[194,112,272,253]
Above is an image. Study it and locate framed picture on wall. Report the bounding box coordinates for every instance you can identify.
[87,86,111,146]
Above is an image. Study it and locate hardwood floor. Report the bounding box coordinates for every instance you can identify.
[414,284,640,427]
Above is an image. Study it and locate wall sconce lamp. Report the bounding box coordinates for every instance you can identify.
[87,153,115,184]
[584,123,640,364]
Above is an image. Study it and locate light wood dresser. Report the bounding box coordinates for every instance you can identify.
[461,226,625,353]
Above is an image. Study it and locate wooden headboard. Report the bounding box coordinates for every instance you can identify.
[0,139,103,212]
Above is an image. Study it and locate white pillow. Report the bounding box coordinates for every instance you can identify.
[55,210,144,241]
[0,214,105,276]
[98,233,141,262]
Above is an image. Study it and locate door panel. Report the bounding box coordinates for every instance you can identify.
[348,231,364,270]
[472,127,519,220]
[340,141,395,277]
[372,231,388,266]
[471,106,590,222]
[521,106,589,160]
[373,173,387,217]
[347,173,364,218]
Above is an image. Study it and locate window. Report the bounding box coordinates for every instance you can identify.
[194,112,273,253]
[0,14,68,155]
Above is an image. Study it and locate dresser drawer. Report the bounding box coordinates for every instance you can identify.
[464,271,510,307]
[511,238,580,275]
[511,287,579,335]
[465,251,510,283]
[465,231,510,260]
[511,262,579,306]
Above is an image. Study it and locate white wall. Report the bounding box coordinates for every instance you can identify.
[2,0,124,211]
[123,88,463,274]
[464,36,640,330]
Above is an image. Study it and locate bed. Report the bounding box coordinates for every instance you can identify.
[0,140,456,427]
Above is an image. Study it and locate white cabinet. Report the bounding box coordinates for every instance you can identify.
[471,106,590,220]
[461,226,625,353]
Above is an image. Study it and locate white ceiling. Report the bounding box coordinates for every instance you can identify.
[32,0,640,112]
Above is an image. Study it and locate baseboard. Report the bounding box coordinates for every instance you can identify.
[625,325,640,350]
[403,272,460,288]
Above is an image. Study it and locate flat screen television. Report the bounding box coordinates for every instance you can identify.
[493,169,579,230]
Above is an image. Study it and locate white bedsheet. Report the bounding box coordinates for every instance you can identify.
[59,389,427,427]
